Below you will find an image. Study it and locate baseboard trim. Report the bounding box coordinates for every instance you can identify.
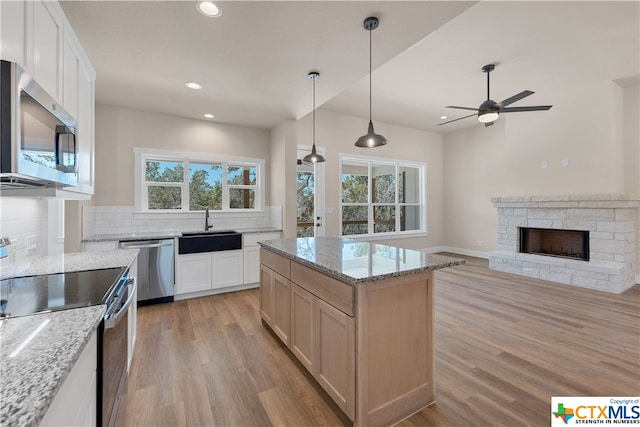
[174,283,259,301]
[420,246,490,260]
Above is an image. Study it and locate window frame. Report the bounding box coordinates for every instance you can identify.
[134,148,265,213]
[339,153,427,239]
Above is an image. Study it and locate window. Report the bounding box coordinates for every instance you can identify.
[340,155,425,237]
[135,148,264,212]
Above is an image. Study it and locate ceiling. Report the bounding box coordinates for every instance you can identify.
[60,1,639,134]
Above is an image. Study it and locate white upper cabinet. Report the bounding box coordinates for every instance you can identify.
[33,0,63,102]
[74,63,95,194]
[62,27,80,119]
[1,0,96,198]
[0,0,28,67]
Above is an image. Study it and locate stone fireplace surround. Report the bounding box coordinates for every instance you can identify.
[489,194,639,293]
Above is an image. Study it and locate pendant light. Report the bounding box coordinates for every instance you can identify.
[355,16,387,148]
[303,71,326,163]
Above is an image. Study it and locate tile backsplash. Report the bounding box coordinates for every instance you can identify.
[0,197,47,271]
[83,205,282,237]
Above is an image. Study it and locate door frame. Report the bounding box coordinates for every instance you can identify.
[296,145,325,237]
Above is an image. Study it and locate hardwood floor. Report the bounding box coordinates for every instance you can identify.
[116,256,640,426]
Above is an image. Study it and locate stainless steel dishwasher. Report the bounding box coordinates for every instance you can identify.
[118,239,174,306]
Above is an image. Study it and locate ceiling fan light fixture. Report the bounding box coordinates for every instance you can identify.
[355,17,387,148]
[478,111,499,123]
[303,71,325,164]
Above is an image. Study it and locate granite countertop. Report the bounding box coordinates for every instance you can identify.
[1,249,139,280]
[83,227,282,243]
[84,231,182,242]
[259,236,465,284]
[0,306,106,427]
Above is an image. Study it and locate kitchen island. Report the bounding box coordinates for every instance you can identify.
[259,237,464,427]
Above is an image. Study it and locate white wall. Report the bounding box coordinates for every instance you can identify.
[621,84,640,280]
[443,80,639,263]
[502,81,625,195]
[271,108,445,250]
[93,105,272,206]
[269,120,298,238]
[443,119,507,254]
[622,83,640,194]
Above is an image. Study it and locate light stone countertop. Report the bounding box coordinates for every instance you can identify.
[82,227,282,243]
[0,306,106,427]
[0,249,137,425]
[1,249,139,280]
[83,231,182,242]
[259,236,465,284]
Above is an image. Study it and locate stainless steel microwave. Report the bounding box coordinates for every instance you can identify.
[0,60,78,188]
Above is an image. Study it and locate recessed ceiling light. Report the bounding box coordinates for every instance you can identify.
[197,1,222,17]
[185,82,203,90]
[440,115,448,120]
[204,113,214,119]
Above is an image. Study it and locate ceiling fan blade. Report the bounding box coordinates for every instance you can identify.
[498,90,534,107]
[437,113,477,126]
[485,121,494,127]
[446,106,479,112]
[501,105,553,112]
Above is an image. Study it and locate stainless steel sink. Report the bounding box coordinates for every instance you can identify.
[178,230,242,254]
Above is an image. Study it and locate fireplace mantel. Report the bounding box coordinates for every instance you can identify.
[489,194,639,293]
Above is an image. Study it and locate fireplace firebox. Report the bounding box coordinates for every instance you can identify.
[519,228,589,261]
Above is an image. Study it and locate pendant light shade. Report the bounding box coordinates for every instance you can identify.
[303,71,325,163]
[355,16,387,148]
[355,120,387,148]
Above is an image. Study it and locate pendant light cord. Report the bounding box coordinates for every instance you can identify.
[312,76,316,147]
[369,26,372,121]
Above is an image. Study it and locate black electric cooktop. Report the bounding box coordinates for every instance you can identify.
[0,267,127,319]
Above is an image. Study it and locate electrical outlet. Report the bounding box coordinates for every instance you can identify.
[27,235,38,255]
[477,240,483,247]
[561,159,569,167]
[541,160,548,169]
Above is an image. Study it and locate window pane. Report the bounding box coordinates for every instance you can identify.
[228,165,257,185]
[374,205,395,233]
[146,161,183,183]
[230,188,255,209]
[189,163,223,210]
[400,205,421,231]
[342,206,368,235]
[372,164,395,203]
[399,167,420,203]
[297,171,314,236]
[342,160,368,203]
[148,186,181,210]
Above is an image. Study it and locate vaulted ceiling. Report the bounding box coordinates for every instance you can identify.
[61,1,639,134]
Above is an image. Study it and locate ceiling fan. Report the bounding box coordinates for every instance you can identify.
[439,64,552,127]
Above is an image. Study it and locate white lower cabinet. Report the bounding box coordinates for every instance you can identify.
[40,330,97,426]
[243,232,281,284]
[243,246,261,284]
[176,253,212,294]
[176,250,243,295]
[212,250,244,289]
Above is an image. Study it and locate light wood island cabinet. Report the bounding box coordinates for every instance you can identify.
[259,237,464,427]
